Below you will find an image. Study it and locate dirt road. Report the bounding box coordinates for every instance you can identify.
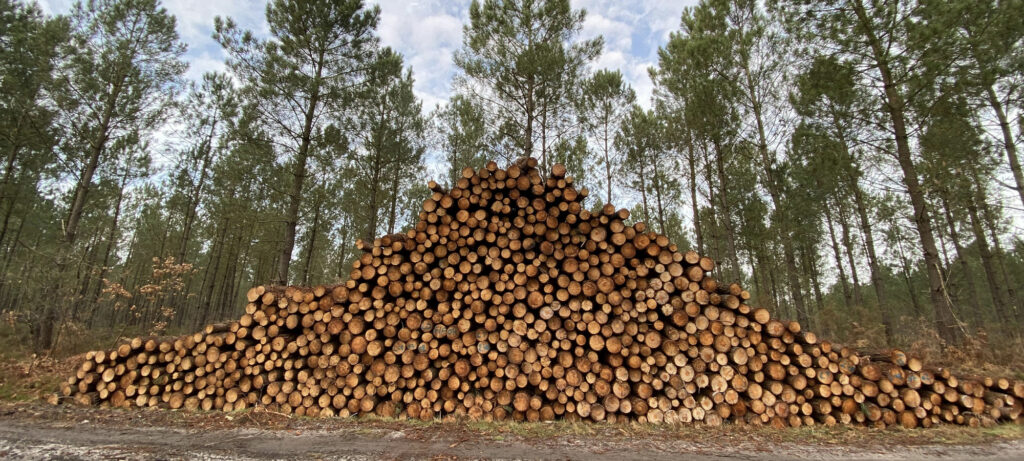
[1,403,1023,460]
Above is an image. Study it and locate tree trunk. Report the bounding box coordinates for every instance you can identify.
[273,56,323,286]
[966,199,1009,328]
[0,179,21,276]
[91,169,130,304]
[974,182,1024,325]
[301,206,321,286]
[938,195,982,327]
[0,132,24,246]
[688,148,703,256]
[524,77,535,159]
[836,203,862,306]
[540,97,548,173]
[336,228,350,280]
[823,202,852,309]
[741,102,806,324]
[805,245,824,328]
[366,151,382,243]
[896,237,923,317]
[637,159,650,224]
[700,146,723,281]
[603,120,613,204]
[971,170,1021,327]
[652,158,667,235]
[387,170,400,235]
[933,211,953,276]
[712,139,741,283]
[755,242,777,312]
[178,122,217,264]
[985,85,1024,211]
[850,175,892,343]
[851,0,960,345]
[41,80,124,351]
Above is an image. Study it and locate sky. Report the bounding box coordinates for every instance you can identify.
[36,0,699,110]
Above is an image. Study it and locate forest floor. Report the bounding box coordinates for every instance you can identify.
[2,344,1024,460]
[0,402,1024,460]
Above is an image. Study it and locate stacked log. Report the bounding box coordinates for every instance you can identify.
[60,158,1024,427]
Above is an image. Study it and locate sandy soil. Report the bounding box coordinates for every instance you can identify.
[1,403,1023,460]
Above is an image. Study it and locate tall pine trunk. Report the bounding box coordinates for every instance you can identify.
[42,78,125,350]
[985,86,1024,211]
[836,204,862,306]
[301,206,321,286]
[273,56,323,286]
[824,202,852,308]
[687,147,703,256]
[852,0,960,345]
[712,139,741,283]
[603,120,613,204]
[178,123,217,264]
[850,176,892,343]
[939,195,982,327]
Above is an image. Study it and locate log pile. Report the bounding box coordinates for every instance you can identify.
[60,158,1024,428]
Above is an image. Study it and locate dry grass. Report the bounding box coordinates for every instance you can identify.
[0,355,74,402]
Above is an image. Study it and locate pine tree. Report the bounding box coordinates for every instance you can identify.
[579,69,635,205]
[169,72,238,265]
[0,0,67,256]
[454,0,601,168]
[435,94,489,187]
[772,0,967,344]
[43,0,186,350]
[347,48,426,242]
[215,0,380,285]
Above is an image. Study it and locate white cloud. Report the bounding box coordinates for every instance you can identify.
[574,0,697,107]
[583,13,631,51]
[374,1,465,109]
[185,54,227,82]
[37,0,698,110]
[162,0,266,46]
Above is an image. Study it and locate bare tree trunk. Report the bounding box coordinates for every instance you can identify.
[91,169,130,305]
[983,223,1019,325]
[937,195,982,328]
[985,86,1024,210]
[366,150,382,243]
[524,77,535,159]
[43,83,123,351]
[712,139,741,283]
[688,147,703,255]
[273,57,323,286]
[603,121,613,204]
[850,176,892,343]
[933,211,953,276]
[540,97,548,174]
[966,199,1010,329]
[836,203,862,306]
[823,202,852,309]
[652,159,667,235]
[301,206,321,286]
[387,170,400,235]
[178,124,217,264]
[336,228,351,280]
[851,0,960,345]
[0,133,24,249]
[804,244,823,328]
[700,147,723,280]
[896,238,923,317]
[972,171,1021,326]
[637,159,650,223]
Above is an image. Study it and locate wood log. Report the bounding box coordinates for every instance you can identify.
[56,158,1023,428]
